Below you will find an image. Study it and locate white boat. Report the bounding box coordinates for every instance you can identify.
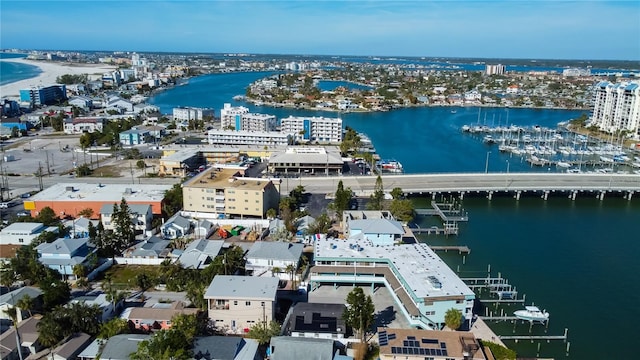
[556,161,571,168]
[514,306,549,322]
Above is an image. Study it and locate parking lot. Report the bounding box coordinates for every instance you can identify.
[309,284,410,330]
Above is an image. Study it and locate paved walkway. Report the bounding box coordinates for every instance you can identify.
[470,318,506,347]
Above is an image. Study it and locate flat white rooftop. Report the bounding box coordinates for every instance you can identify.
[314,237,474,299]
[29,183,172,202]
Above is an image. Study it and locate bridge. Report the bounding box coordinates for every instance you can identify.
[281,173,640,201]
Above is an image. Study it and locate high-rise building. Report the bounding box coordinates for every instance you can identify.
[485,64,506,76]
[590,81,640,139]
[173,107,214,122]
[229,113,277,132]
[280,116,343,143]
[19,85,67,106]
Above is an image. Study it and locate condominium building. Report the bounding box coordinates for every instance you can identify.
[182,168,280,218]
[485,64,506,76]
[63,117,106,134]
[19,85,67,106]
[280,116,343,143]
[590,81,640,139]
[230,113,277,132]
[220,103,249,129]
[310,211,475,330]
[207,129,291,147]
[173,107,214,122]
[204,275,279,333]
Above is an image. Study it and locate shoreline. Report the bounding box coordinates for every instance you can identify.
[0,58,117,98]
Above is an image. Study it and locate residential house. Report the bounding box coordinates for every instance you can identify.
[63,117,105,134]
[0,222,58,245]
[119,128,150,146]
[100,203,152,233]
[342,210,405,246]
[161,213,192,239]
[68,96,93,111]
[0,316,43,360]
[192,336,261,360]
[35,237,97,280]
[193,219,215,239]
[71,291,119,322]
[125,301,198,332]
[106,96,134,113]
[245,241,303,279]
[0,287,43,322]
[177,239,224,269]
[119,236,174,265]
[268,337,350,360]
[282,303,348,343]
[49,332,93,360]
[97,334,151,360]
[295,215,315,239]
[204,275,279,333]
[376,327,491,360]
[63,217,99,238]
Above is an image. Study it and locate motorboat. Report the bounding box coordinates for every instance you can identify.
[514,306,549,322]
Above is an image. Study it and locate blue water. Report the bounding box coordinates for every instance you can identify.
[153,71,638,359]
[0,53,42,86]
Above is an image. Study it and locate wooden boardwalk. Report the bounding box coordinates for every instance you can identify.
[429,245,471,254]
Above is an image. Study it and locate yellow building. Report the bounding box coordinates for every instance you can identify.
[182,168,280,218]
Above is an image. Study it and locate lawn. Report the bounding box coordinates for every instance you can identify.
[99,265,161,290]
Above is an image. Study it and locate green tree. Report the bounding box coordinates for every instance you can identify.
[266,208,277,219]
[171,312,208,341]
[112,198,136,252]
[389,199,415,223]
[390,187,404,200]
[343,287,375,345]
[444,308,463,330]
[15,294,35,318]
[78,208,95,218]
[285,264,297,290]
[73,264,87,279]
[162,183,183,218]
[41,279,71,311]
[333,180,353,218]
[136,159,146,170]
[136,272,154,297]
[76,164,92,177]
[246,321,281,345]
[37,302,102,347]
[480,340,517,360]
[367,175,384,210]
[306,212,332,235]
[98,318,130,339]
[131,329,191,360]
[35,206,58,226]
[185,281,206,310]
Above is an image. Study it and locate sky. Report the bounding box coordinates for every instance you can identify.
[1,0,639,61]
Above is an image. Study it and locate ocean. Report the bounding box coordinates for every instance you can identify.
[0,53,41,86]
[149,71,639,359]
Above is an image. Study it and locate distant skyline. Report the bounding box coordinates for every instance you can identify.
[1,1,639,61]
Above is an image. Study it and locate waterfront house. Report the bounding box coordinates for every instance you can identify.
[204,275,279,333]
[342,210,405,246]
[125,301,198,332]
[376,327,490,360]
[245,241,303,279]
[35,237,96,280]
[177,239,224,269]
[282,303,348,344]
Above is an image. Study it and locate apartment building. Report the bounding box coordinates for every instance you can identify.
[206,129,291,147]
[63,117,106,134]
[485,64,505,75]
[182,168,280,218]
[204,275,279,333]
[280,116,342,143]
[220,103,249,129]
[230,113,278,132]
[590,81,640,139]
[19,85,67,106]
[173,107,214,122]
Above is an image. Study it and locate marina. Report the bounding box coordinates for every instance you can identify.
[411,200,469,236]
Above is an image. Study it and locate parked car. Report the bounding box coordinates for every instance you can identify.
[17,211,30,217]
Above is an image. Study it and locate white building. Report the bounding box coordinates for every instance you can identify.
[207,129,291,147]
[63,117,106,134]
[563,68,591,77]
[280,116,343,144]
[220,103,249,129]
[464,90,482,102]
[0,222,57,245]
[229,113,277,132]
[173,107,214,122]
[590,81,640,140]
[245,241,304,279]
[485,64,506,75]
[99,203,153,233]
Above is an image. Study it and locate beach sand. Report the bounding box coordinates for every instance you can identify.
[0,58,117,98]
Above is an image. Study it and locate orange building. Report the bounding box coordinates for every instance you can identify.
[23,183,172,219]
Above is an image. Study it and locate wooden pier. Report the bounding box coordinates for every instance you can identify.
[413,200,468,236]
[429,245,471,254]
[410,225,459,236]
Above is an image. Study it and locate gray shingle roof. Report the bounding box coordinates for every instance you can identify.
[270,337,342,360]
[36,237,91,255]
[0,286,43,306]
[246,241,303,262]
[99,203,151,215]
[99,334,150,360]
[192,336,259,360]
[204,275,279,300]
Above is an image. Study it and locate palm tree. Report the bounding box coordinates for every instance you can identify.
[271,266,281,278]
[285,264,297,290]
[15,295,34,319]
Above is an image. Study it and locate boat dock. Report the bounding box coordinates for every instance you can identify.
[412,200,469,236]
[429,245,471,254]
